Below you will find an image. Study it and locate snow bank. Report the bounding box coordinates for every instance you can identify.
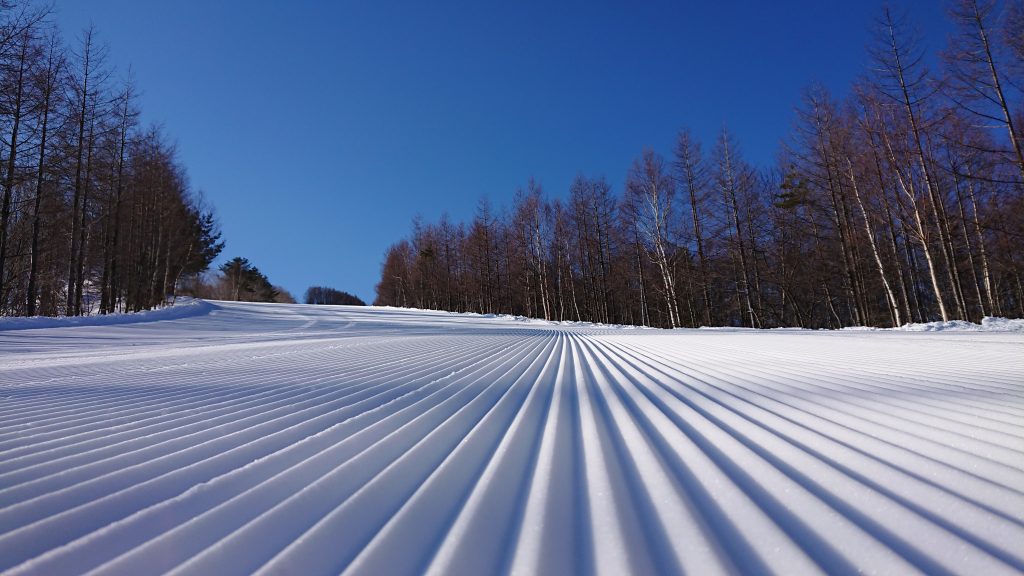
[372,306,648,329]
[0,298,215,331]
[980,316,1024,331]
[482,313,647,329]
[899,319,982,331]
[842,316,1024,332]
[897,316,1024,332]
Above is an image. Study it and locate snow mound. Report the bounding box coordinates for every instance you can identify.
[980,316,1024,331]
[897,316,1024,332]
[842,316,1024,332]
[0,298,215,331]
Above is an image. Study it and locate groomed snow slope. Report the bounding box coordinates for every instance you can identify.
[1,301,1022,575]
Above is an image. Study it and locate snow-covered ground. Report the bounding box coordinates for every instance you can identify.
[1,301,1022,575]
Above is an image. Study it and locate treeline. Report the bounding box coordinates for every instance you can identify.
[0,2,223,316]
[305,286,366,306]
[376,2,1024,328]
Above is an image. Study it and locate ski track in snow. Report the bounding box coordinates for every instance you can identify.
[0,301,1022,575]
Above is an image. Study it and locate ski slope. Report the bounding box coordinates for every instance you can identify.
[1,301,1022,575]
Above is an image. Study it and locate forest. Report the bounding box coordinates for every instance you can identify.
[375,2,1024,328]
[0,2,224,317]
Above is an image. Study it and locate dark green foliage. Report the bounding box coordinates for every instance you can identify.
[219,257,278,303]
[183,209,225,277]
[304,286,366,306]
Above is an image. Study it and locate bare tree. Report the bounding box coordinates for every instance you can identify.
[0,27,33,306]
[674,129,713,325]
[945,0,1024,183]
[714,130,759,327]
[26,31,62,316]
[624,149,680,327]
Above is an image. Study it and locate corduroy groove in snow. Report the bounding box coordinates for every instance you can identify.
[0,301,1022,575]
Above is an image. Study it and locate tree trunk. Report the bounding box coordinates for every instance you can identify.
[847,159,902,326]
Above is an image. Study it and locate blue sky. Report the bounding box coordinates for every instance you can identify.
[52,1,950,303]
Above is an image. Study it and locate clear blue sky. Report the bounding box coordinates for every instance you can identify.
[52,1,950,304]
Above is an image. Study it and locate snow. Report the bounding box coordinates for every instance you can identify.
[841,316,1024,332]
[1,300,1022,575]
[0,298,213,331]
